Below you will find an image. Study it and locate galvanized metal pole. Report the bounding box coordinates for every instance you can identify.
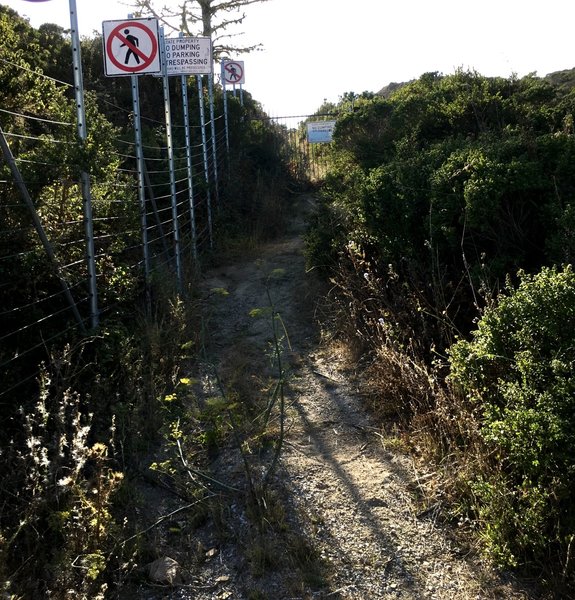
[69,0,99,329]
[0,127,86,334]
[208,73,219,206]
[181,74,198,262]
[143,162,170,259]
[160,27,183,292]
[131,74,151,288]
[221,64,230,158]
[177,33,198,263]
[197,75,213,247]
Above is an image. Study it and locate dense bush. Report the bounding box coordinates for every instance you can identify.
[306,70,575,591]
[309,70,575,350]
[449,266,575,575]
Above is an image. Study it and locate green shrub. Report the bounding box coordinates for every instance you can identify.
[449,265,575,577]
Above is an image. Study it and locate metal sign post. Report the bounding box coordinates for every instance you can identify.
[130,74,151,296]
[208,73,219,207]
[180,68,198,261]
[181,74,198,261]
[167,31,213,261]
[197,75,213,247]
[69,0,99,329]
[221,63,230,158]
[160,27,183,292]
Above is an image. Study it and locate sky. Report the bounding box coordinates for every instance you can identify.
[4,0,575,117]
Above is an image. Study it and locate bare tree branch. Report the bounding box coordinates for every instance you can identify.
[131,0,270,59]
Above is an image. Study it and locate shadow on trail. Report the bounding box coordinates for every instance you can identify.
[282,361,432,598]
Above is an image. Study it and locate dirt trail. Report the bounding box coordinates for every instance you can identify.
[134,195,534,599]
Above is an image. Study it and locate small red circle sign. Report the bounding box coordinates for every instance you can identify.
[223,62,243,84]
[106,21,158,74]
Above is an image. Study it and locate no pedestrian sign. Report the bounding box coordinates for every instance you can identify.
[165,37,212,75]
[222,60,245,85]
[102,18,161,77]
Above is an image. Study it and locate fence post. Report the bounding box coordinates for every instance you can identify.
[131,74,151,305]
[160,27,183,292]
[69,0,99,329]
[197,75,213,247]
[181,73,198,262]
[0,127,87,334]
[208,73,219,206]
[143,162,170,260]
[221,64,230,158]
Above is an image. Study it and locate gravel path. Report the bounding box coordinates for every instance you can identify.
[126,195,535,600]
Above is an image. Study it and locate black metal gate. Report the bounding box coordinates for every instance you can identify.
[258,113,336,184]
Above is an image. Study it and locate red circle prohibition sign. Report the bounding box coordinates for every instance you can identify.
[224,62,243,83]
[106,22,158,73]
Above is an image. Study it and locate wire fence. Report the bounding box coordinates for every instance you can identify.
[0,62,230,402]
[260,113,337,183]
[0,38,338,406]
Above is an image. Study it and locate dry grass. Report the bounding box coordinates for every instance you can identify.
[314,256,497,553]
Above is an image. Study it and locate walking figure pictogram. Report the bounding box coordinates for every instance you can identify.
[103,19,161,76]
[227,65,239,81]
[121,29,140,65]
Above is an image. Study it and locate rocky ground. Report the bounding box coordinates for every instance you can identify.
[122,195,537,600]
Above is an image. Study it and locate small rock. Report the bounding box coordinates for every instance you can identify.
[216,575,231,583]
[206,547,219,559]
[147,556,181,584]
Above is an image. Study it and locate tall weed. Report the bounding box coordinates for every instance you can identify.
[0,359,122,599]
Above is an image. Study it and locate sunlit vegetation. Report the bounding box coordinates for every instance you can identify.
[306,70,575,594]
